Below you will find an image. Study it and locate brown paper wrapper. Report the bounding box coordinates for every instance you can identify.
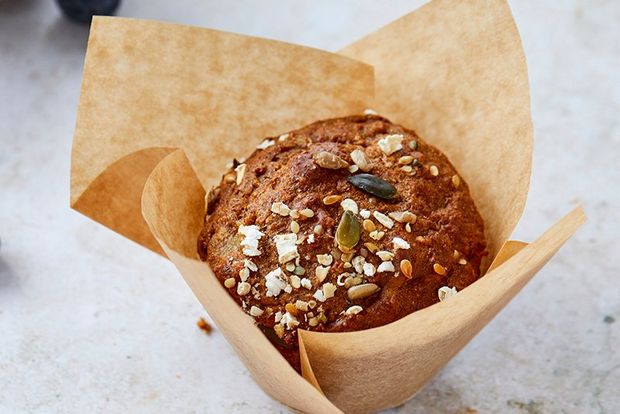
[71,1,585,413]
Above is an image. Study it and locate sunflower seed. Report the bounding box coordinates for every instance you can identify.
[347,283,380,300]
[313,151,349,169]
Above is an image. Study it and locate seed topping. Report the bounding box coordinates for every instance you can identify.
[340,198,359,214]
[373,211,394,229]
[313,151,349,169]
[336,210,361,250]
[348,174,397,199]
[347,283,380,300]
[400,259,413,278]
[433,263,447,275]
[377,134,404,155]
[350,149,372,172]
[270,201,291,216]
[234,163,247,185]
[323,194,343,205]
[438,286,457,301]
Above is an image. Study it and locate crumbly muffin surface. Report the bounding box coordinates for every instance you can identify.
[198,115,486,370]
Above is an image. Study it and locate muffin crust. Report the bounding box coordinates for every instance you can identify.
[198,115,486,371]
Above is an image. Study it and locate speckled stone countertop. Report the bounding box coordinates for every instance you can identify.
[1,1,618,413]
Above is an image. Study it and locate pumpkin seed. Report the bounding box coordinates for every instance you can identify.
[347,283,380,300]
[336,210,361,250]
[313,151,349,169]
[347,173,397,199]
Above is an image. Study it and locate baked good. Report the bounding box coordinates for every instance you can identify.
[198,115,487,371]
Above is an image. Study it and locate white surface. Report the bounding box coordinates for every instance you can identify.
[1,0,618,413]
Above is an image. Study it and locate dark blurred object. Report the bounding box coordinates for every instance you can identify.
[56,0,120,23]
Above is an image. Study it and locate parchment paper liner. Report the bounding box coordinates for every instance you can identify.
[70,1,585,413]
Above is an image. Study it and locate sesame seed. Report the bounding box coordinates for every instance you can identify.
[299,208,314,218]
[249,306,264,317]
[224,278,236,288]
[290,220,300,233]
[452,174,461,187]
[313,224,324,235]
[278,133,289,142]
[433,263,447,275]
[348,164,359,173]
[398,155,414,165]
[364,108,378,115]
[359,209,371,219]
[429,165,439,176]
[459,258,467,265]
[408,140,418,150]
[400,165,413,173]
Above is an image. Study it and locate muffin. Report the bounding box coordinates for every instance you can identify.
[198,115,487,371]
